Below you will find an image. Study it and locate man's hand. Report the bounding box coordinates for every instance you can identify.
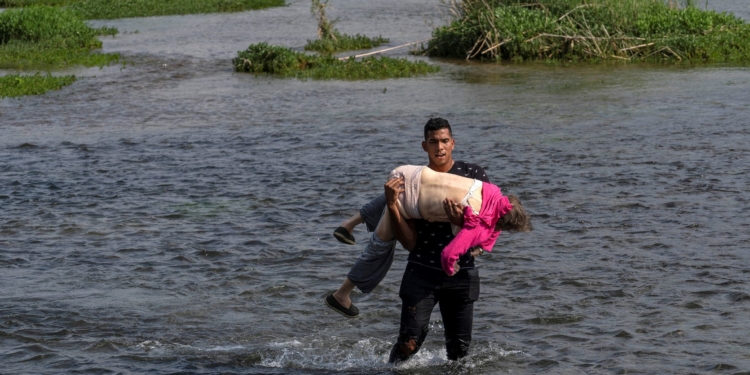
[443,198,464,227]
[384,177,416,251]
[384,177,404,209]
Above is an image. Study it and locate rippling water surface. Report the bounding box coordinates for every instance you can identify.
[2,1,750,374]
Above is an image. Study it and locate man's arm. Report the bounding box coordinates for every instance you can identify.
[443,162,491,228]
[384,178,417,251]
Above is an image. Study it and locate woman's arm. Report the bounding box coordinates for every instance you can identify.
[385,178,417,251]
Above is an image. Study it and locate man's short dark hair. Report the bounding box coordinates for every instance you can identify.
[424,118,452,140]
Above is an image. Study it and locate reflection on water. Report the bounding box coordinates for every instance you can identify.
[1,0,750,374]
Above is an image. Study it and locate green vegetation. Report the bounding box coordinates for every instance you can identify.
[0,6,117,97]
[69,0,286,20]
[0,0,74,5]
[0,73,76,98]
[0,6,103,48]
[233,42,439,79]
[0,6,119,69]
[305,32,389,53]
[0,0,286,19]
[304,0,388,53]
[427,0,750,62]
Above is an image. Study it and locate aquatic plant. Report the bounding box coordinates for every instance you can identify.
[0,5,101,48]
[233,42,439,79]
[428,0,750,62]
[68,0,286,19]
[304,0,389,53]
[0,6,119,69]
[0,0,285,19]
[0,73,76,98]
[305,32,389,53]
[0,0,74,5]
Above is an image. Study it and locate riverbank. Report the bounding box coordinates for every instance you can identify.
[427,0,750,62]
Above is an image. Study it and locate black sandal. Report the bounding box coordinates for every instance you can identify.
[325,294,359,318]
[333,226,355,245]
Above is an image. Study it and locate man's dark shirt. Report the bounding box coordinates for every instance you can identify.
[407,161,490,271]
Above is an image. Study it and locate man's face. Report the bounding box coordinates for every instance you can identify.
[422,128,455,171]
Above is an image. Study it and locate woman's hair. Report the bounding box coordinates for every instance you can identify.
[495,195,532,233]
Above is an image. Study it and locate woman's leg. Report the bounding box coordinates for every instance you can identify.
[331,207,396,309]
[332,278,357,309]
[374,205,395,241]
[334,194,387,244]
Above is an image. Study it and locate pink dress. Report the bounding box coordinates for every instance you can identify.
[441,182,513,275]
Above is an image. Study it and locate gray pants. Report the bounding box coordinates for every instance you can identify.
[348,194,394,294]
[359,193,386,232]
[347,232,396,293]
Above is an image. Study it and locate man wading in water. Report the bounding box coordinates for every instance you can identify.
[329,118,490,362]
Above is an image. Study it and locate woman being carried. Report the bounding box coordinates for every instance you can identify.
[325,165,531,318]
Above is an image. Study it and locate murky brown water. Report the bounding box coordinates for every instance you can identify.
[1,1,750,374]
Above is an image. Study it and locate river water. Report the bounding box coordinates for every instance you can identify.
[1,0,749,374]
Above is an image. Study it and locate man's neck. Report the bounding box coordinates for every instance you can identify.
[428,159,455,173]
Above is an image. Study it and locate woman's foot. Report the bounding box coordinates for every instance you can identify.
[325,293,358,318]
[333,213,364,245]
[333,226,355,245]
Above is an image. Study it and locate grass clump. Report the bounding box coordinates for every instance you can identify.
[0,73,76,98]
[233,42,439,79]
[428,0,750,62]
[304,0,389,53]
[0,6,119,69]
[68,0,285,20]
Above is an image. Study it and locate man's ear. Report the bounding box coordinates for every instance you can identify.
[421,141,428,152]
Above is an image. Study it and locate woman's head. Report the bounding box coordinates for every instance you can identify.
[495,195,532,232]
